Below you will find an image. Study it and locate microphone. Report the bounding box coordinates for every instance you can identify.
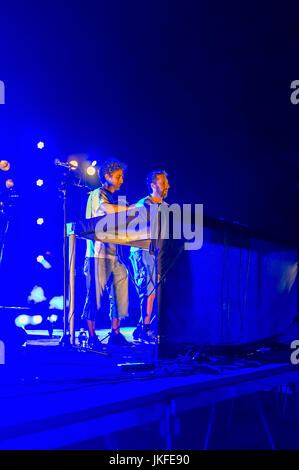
[54,159,78,169]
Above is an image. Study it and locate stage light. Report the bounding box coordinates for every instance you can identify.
[15,315,30,327]
[37,218,44,225]
[36,255,51,269]
[48,314,58,323]
[86,166,96,176]
[31,315,43,326]
[91,160,97,166]
[0,160,10,171]
[49,296,64,310]
[69,159,78,169]
[36,179,44,187]
[37,141,45,149]
[5,179,14,189]
[28,285,47,303]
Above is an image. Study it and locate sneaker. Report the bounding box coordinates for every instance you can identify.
[139,326,156,344]
[108,331,132,347]
[88,335,104,351]
[132,323,142,340]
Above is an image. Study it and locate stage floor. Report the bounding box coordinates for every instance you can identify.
[25,326,147,347]
[0,328,299,449]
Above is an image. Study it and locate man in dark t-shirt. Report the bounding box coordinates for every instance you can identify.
[130,170,170,343]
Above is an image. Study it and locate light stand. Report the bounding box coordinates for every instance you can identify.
[0,187,19,267]
[58,167,91,347]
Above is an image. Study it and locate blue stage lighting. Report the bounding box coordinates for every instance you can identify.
[28,285,46,303]
[49,296,64,310]
[48,314,58,323]
[86,166,96,176]
[15,315,30,327]
[31,315,43,326]
[69,159,78,169]
[36,255,51,269]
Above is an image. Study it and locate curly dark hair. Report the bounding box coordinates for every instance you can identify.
[99,158,127,184]
[146,170,168,193]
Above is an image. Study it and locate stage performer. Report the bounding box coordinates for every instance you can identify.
[130,170,170,343]
[82,158,133,349]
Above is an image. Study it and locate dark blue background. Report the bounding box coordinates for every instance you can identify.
[0,0,298,313]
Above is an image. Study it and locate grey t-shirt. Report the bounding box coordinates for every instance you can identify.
[85,187,117,259]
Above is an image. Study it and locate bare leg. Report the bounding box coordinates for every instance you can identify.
[112,317,120,334]
[144,293,155,325]
[87,319,96,337]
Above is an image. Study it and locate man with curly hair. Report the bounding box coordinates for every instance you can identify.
[130,170,170,343]
[83,158,132,348]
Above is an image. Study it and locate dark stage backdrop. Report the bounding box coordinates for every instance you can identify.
[161,227,298,346]
[0,2,298,329]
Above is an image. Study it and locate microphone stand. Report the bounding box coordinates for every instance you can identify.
[59,171,71,347]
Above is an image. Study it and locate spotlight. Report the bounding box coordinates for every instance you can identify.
[49,296,64,310]
[15,315,30,327]
[37,218,44,225]
[31,315,43,326]
[36,255,51,269]
[48,314,58,323]
[69,160,78,169]
[5,179,14,189]
[91,160,97,166]
[28,286,46,303]
[42,260,52,269]
[86,166,96,176]
[37,141,45,149]
[0,160,10,171]
[36,179,44,187]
